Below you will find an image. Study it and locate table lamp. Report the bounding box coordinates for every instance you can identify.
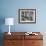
[5,18,14,35]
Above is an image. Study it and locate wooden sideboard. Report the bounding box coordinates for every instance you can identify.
[4,32,43,46]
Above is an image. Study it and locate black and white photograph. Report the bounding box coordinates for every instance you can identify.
[18,9,36,23]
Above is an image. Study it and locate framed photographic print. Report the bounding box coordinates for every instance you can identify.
[18,9,36,24]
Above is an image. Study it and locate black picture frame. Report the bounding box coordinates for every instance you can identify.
[18,9,36,24]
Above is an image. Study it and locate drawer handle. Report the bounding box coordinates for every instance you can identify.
[32,42,35,44]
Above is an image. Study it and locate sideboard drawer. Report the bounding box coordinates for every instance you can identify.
[4,35,24,40]
[4,40,24,46]
[4,40,16,46]
[24,40,43,46]
[25,35,43,40]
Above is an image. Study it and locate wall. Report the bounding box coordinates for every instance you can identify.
[0,0,46,46]
[0,0,46,32]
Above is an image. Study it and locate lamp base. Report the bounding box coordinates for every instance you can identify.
[8,32,11,35]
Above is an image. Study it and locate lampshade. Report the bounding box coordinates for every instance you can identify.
[5,18,14,25]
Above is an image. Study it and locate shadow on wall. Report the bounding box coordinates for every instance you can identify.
[0,16,5,46]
